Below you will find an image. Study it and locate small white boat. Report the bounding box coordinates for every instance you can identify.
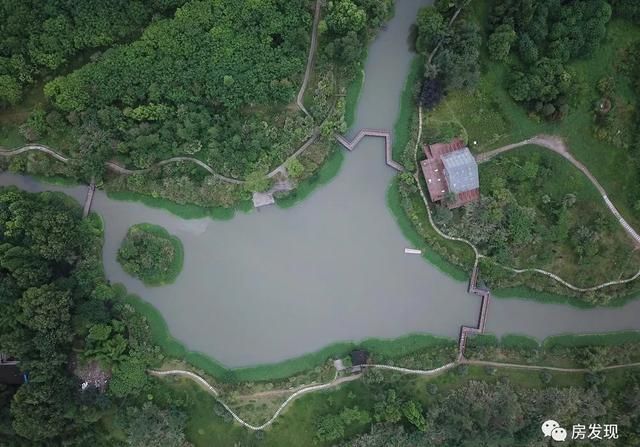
[404,248,422,255]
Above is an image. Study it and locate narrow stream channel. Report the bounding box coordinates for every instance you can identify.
[2,0,640,367]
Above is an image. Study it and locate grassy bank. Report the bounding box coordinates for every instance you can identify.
[276,146,345,209]
[466,331,640,368]
[344,64,366,130]
[387,177,469,281]
[106,189,252,220]
[122,290,456,382]
[391,55,423,163]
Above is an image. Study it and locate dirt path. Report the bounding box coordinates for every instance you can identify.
[0,1,323,187]
[150,358,640,431]
[477,134,640,246]
[296,0,322,119]
[149,368,360,431]
[462,359,640,373]
[412,107,640,292]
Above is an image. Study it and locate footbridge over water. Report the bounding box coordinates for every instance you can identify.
[336,129,404,172]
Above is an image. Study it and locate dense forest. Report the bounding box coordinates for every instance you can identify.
[0,188,188,445]
[0,0,187,105]
[337,375,640,446]
[0,0,393,209]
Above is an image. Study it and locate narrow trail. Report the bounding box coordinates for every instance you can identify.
[478,135,640,246]
[296,0,322,119]
[0,0,324,187]
[412,106,640,292]
[150,359,640,431]
[150,369,360,431]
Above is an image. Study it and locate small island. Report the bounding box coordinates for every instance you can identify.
[117,223,183,286]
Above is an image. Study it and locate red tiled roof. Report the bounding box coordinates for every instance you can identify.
[421,158,447,202]
[423,138,465,160]
[421,138,480,208]
[449,188,480,209]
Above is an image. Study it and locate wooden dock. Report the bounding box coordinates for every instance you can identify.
[457,263,491,359]
[335,129,404,172]
[83,182,96,218]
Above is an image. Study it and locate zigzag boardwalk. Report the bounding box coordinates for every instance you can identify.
[458,263,490,360]
[335,128,404,171]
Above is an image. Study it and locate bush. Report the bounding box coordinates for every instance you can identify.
[117,223,183,286]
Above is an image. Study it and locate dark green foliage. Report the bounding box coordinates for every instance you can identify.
[117,223,183,286]
[489,0,612,118]
[416,7,446,54]
[420,78,443,110]
[342,375,635,445]
[323,0,393,67]
[0,0,184,105]
[115,402,188,447]
[611,0,640,23]
[487,24,516,62]
[315,414,346,441]
[415,4,482,94]
[0,188,184,444]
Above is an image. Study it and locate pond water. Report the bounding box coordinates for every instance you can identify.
[2,0,640,367]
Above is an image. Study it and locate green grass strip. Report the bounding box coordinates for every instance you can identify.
[491,285,640,309]
[386,177,468,281]
[543,331,640,349]
[122,290,455,382]
[344,64,366,130]
[276,146,345,209]
[106,189,252,220]
[392,55,423,163]
[471,332,640,350]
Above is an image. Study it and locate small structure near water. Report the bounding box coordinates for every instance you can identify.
[420,138,480,209]
[350,349,369,373]
[0,353,25,385]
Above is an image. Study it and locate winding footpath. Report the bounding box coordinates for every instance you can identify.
[150,357,640,431]
[412,106,640,293]
[477,135,640,245]
[0,0,324,187]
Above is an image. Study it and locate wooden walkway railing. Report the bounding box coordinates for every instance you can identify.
[457,262,490,360]
[335,129,404,172]
[82,182,96,218]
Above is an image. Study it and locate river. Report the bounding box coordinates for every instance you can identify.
[2,0,640,367]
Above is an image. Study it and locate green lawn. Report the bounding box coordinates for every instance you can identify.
[426,17,640,231]
[164,357,640,446]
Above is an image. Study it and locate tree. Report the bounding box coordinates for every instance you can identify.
[0,74,21,105]
[374,389,402,423]
[109,358,148,398]
[416,7,445,53]
[117,224,182,286]
[419,78,443,110]
[326,0,367,34]
[402,400,428,431]
[488,24,516,62]
[315,414,345,441]
[285,158,305,179]
[118,403,188,447]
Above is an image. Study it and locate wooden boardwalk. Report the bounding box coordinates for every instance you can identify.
[335,129,404,172]
[457,263,491,360]
[82,182,96,218]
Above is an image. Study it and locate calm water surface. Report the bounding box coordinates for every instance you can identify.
[2,0,640,367]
